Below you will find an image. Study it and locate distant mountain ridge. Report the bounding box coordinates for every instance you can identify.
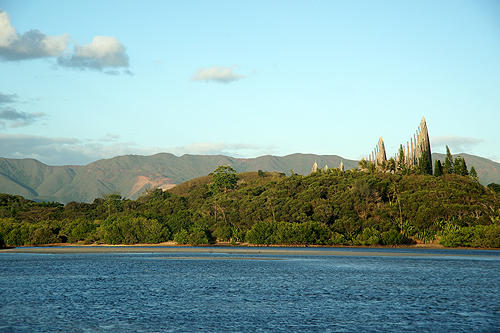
[0,153,498,204]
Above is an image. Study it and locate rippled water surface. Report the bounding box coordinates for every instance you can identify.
[1,247,499,332]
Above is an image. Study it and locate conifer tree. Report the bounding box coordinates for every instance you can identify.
[469,165,478,181]
[453,156,462,175]
[461,158,469,176]
[434,160,443,176]
[443,146,453,174]
[453,156,469,176]
[418,150,432,175]
[397,144,406,173]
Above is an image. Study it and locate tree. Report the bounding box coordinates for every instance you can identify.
[487,183,500,193]
[210,166,238,194]
[453,156,468,176]
[443,146,453,174]
[102,192,122,217]
[469,166,479,184]
[388,157,396,173]
[434,160,443,177]
[397,145,407,174]
[460,158,469,176]
[417,150,432,175]
[469,166,477,178]
[358,158,368,171]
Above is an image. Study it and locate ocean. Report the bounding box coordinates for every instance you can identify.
[1,246,499,332]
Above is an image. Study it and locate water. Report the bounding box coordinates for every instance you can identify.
[1,247,499,332]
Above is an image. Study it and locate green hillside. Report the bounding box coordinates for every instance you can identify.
[1,167,499,248]
[0,152,498,204]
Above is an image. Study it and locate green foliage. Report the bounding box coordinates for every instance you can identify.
[0,219,62,246]
[397,145,407,173]
[414,229,435,244]
[380,229,405,245]
[246,220,331,245]
[62,219,97,243]
[210,166,238,194]
[439,222,500,248]
[173,229,190,244]
[99,216,170,245]
[469,166,478,179]
[487,183,500,193]
[444,146,453,174]
[434,160,443,177]
[354,228,381,245]
[417,150,432,175]
[453,156,469,177]
[0,166,499,247]
[188,226,212,245]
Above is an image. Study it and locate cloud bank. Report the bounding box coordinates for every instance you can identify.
[430,135,484,152]
[0,9,130,73]
[0,134,277,166]
[191,66,245,83]
[168,142,277,156]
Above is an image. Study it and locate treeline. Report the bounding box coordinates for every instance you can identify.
[1,159,500,248]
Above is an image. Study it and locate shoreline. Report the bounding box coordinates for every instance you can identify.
[1,241,498,257]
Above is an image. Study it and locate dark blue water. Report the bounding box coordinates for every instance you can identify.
[1,248,499,332]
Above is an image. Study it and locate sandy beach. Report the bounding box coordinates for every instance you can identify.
[1,242,493,258]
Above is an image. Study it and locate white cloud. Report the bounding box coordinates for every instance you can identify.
[98,133,121,142]
[168,142,279,157]
[191,66,245,83]
[57,36,130,72]
[0,9,130,73]
[0,10,69,61]
[0,134,278,166]
[430,135,483,152]
[0,134,139,165]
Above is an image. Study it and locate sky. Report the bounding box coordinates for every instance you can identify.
[1,0,499,166]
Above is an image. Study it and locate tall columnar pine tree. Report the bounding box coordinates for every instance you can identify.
[397,144,406,173]
[443,145,453,174]
[433,160,443,176]
[453,156,469,176]
[417,150,432,175]
[461,157,469,176]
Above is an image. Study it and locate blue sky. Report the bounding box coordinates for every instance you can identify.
[1,0,499,166]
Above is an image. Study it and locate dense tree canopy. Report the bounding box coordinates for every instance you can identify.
[1,159,499,249]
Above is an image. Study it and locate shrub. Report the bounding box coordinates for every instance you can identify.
[174,229,190,244]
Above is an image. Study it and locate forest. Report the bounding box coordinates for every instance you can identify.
[1,148,500,248]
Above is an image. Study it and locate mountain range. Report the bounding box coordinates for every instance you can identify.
[0,153,498,204]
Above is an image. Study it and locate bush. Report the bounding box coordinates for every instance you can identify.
[439,223,500,248]
[188,227,211,245]
[381,229,404,245]
[354,228,381,245]
[100,216,171,245]
[246,221,277,245]
[174,229,190,244]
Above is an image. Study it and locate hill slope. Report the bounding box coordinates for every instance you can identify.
[0,154,357,203]
[0,153,498,204]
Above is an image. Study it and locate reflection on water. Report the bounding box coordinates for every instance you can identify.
[1,248,499,332]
